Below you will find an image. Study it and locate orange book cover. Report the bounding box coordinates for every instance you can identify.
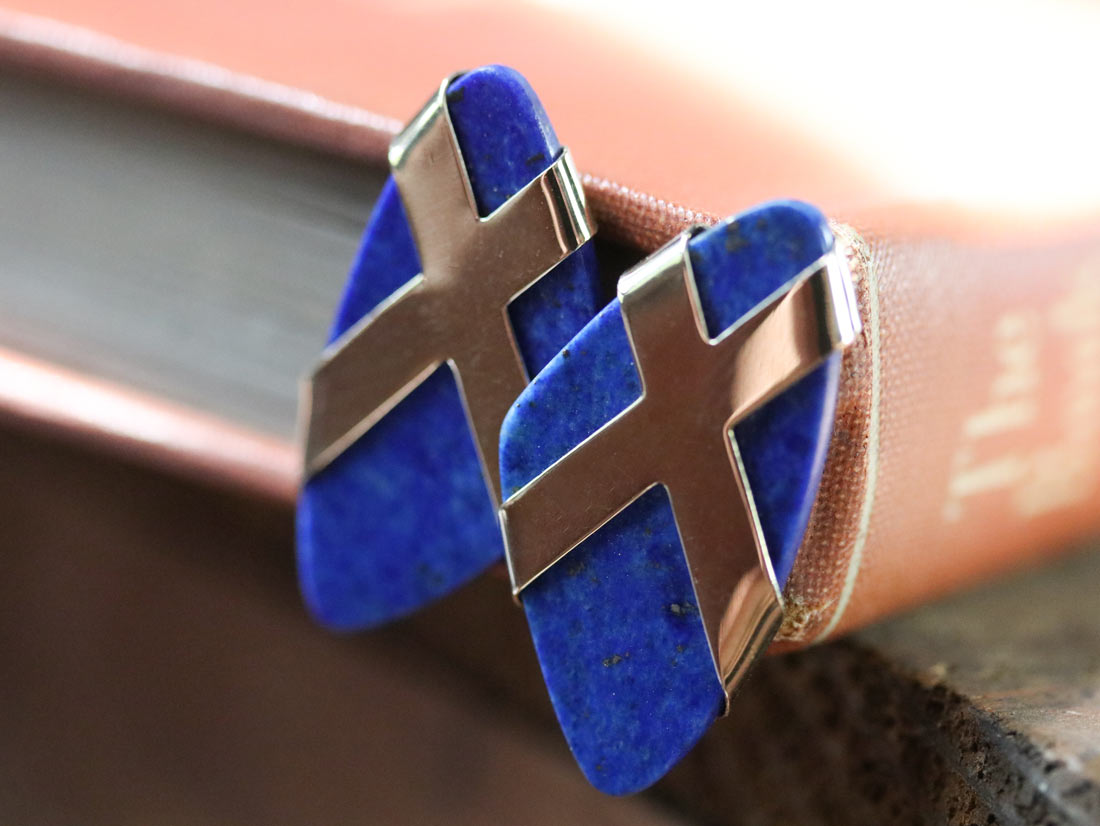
[1,0,1097,644]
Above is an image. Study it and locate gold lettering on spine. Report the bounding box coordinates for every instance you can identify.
[1014,270,1100,516]
[943,265,1100,522]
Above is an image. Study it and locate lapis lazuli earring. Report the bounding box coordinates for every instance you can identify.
[297,66,601,629]
[498,201,860,794]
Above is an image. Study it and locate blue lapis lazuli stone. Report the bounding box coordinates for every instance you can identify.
[499,201,841,795]
[296,66,601,630]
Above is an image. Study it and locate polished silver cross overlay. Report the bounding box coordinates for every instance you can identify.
[500,228,860,699]
[299,73,594,502]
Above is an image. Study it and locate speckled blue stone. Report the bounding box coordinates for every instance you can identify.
[499,201,841,795]
[297,66,601,630]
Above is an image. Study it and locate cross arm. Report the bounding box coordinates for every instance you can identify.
[470,150,594,294]
[501,401,654,594]
[388,76,481,271]
[301,279,439,478]
[710,252,862,423]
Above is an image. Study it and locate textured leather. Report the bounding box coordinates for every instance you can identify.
[3,2,1098,646]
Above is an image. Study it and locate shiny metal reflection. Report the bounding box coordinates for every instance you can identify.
[299,73,595,502]
[501,228,860,701]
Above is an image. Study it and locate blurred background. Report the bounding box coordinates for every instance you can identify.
[1,1,1098,823]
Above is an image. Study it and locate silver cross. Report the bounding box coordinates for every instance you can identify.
[500,227,860,699]
[299,73,594,502]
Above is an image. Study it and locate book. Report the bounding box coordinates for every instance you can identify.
[1,3,1097,651]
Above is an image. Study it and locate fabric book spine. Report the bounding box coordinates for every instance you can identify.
[781,215,1100,643]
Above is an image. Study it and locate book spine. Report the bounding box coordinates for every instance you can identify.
[780,215,1100,643]
[4,23,1097,641]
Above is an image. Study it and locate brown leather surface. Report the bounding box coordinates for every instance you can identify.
[1,3,1098,645]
